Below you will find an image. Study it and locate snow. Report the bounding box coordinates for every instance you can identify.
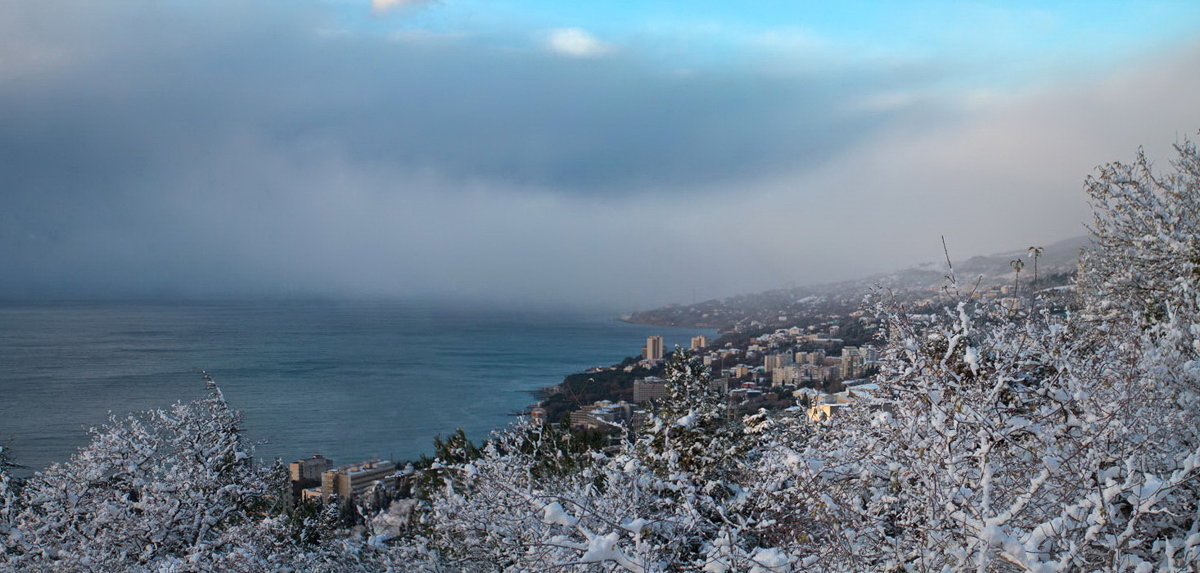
[749,547,791,571]
[674,409,697,428]
[963,345,980,375]
[540,501,578,527]
[620,517,648,534]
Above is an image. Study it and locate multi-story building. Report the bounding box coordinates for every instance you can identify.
[840,346,863,379]
[772,365,800,386]
[320,460,397,503]
[289,455,333,483]
[634,374,726,403]
[644,336,664,361]
[839,346,879,379]
[633,376,668,403]
[690,335,708,350]
[289,455,334,505]
[796,350,825,365]
[763,352,795,372]
[798,363,821,382]
[569,400,639,431]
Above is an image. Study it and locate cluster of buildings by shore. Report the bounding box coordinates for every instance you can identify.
[288,455,413,506]
[285,253,1079,510]
[560,326,885,437]
[292,322,893,507]
[291,327,884,507]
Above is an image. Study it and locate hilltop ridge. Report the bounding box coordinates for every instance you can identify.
[624,235,1088,333]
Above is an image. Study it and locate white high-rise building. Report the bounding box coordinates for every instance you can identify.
[763,352,795,372]
[644,335,664,361]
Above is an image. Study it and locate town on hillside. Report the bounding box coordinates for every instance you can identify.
[283,238,1082,512]
[538,237,1081,436]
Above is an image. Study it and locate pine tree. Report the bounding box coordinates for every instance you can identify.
[638,348,744,479]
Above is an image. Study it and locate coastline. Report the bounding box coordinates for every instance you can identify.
[617,313,726,331]
[0,300,716,473]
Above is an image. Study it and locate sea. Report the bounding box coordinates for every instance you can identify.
[0,299,715,475]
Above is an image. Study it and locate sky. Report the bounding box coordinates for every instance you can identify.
[1,0,1199,310]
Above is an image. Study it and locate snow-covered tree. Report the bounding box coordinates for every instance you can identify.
[0,383,426,571]
[1079,139,1200,331]
[638,348,744,479]
[771,298,1197,570]
[1076,138,1200,439]
[406,419,662,571]
[1,384,281,569]
[737,138,1200,570]
[684,139,1200,571]
[633,348,761,567]
[0,446,18,544]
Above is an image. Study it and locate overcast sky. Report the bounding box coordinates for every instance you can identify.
[2,1,1199,309]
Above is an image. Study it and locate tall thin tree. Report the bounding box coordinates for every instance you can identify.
[1010,258,1024,294]
[1027,246,1043,285]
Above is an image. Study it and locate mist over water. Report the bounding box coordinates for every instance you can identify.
[0,299,714,474]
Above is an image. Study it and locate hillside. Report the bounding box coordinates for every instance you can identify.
[625,235,1088,333]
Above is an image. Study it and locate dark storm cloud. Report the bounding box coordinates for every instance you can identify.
[0,1,922,301]
[2,1,1198,306]
[0,1,908,197]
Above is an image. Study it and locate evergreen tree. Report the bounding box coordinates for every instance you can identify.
[638,348,744,479]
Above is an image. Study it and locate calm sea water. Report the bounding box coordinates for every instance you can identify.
[0,300,713,474]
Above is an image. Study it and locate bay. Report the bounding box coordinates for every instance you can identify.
[0,299,714,474]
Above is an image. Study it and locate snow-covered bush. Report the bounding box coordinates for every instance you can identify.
[1,384,278,569]
[0,383,425,571]
[1079,140,1200,331]
[0,384,400,571]
[407,420,664,571]
[764,297,1199,570]
[631,348,765,569]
